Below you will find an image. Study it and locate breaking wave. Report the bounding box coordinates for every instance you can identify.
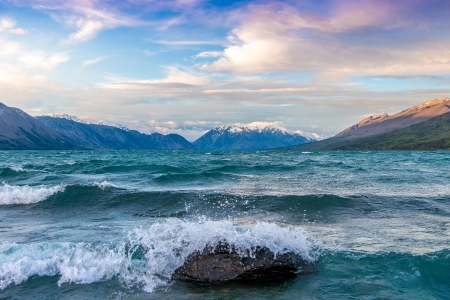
[0,184,65,205]
[0,220,318,292]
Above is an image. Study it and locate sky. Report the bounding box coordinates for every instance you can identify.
[1,0,450,140]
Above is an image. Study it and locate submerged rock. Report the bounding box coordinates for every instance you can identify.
[173,242,311,282]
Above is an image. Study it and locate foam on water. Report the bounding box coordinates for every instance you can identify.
[92,181,118,190]
[0,242,123,289]
[10,166,25,172]
[0,184,65,205]
[0,220,317,292]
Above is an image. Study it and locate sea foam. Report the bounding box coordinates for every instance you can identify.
[0,220,318,292]
[0,184,65,205]
[126,219,318,292]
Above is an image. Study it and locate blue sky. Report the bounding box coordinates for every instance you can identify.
[1,0,449,140]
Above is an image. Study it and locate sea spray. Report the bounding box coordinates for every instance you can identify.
[0,220,317,293]
[126,219,319,292]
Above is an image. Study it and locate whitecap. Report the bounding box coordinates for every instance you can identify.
[92,181,118,190]
[0,184,65,205]
[10,166,24,172]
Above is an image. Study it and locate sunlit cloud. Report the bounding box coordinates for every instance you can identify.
[0,16,27,34]
[193,51,222,59]
[18,51,70,70]
[201,2,450,77]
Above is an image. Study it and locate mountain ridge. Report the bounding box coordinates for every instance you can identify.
[0,103,79,150]
[194,122,314,150]
[35,116,194,150]
[336,97,450,138]
[288,97,450,150]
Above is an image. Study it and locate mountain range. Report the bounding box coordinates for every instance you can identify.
[2,97,449,151]
[0,103,314,150]
[36,116,194,150]
[290,97,450,150]
[0,103,78,150]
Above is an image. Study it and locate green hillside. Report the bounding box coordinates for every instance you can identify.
[337,112,450,150]
[290,112,450,150]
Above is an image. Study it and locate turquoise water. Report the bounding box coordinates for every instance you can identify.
[0,150,449,299]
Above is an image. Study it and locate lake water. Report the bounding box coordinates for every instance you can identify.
[0,150,449,299]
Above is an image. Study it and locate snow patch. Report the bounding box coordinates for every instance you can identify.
[95,121,131,131]
[50,114,86,124]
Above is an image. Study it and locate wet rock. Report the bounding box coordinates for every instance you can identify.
[173,242,310,282]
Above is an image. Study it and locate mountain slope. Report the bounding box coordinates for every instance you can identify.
[289,97,450,151]
[336,112,450,150]
[35,116,194,150]
[0,103,77,150]
[336,97,450,138]
[194,123,314,150]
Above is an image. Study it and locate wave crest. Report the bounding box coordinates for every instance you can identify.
[0,184,65,205]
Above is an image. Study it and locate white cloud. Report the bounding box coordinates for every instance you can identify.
[0,16,27,35]
[21,1,144,44]
[200,3,450,77]
[152,40,219,46]
[0,17,15,31]
[103,66,211,89]
[9,28,28,35]
[146,120,178,129]
[18,51,70,70]
[194,51,222,59]
[82,56,107,67]
[0,39,21,56]
[65,19,105,43]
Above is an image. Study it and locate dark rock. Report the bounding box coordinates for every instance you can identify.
[173,242,311,282]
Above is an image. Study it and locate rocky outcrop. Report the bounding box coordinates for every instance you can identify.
[173,242,311,282]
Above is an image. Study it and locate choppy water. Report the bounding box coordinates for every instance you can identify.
[0,150,449,299]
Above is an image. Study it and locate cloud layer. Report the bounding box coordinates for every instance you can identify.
[1,0,450,138]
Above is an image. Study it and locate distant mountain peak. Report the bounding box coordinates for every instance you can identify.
[51,114,86,124]
[47,114,132,132]
[415,97,450,110]
[194,121,315,150]
[95,120,131,132]
[213,122,308,137]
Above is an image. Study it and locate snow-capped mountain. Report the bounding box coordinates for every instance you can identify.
[51,114,86,124]
[49,115,132,132]
[95,120,131,132]
[193,122,316,150]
